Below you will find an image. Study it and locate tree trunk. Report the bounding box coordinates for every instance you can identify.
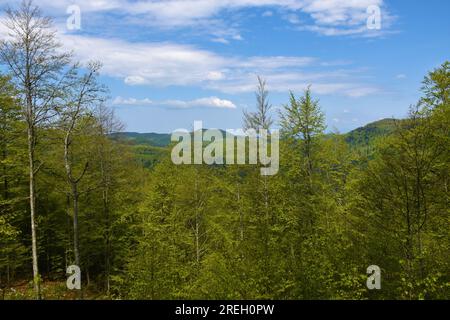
[71,183,84,299]
[103,186,111,296]
[72,184,80,267]
[6,255,10,287]
[2,149,8,200]
[28,127,40,299]
[65,195,71,270]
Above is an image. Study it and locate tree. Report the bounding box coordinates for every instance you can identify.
[278,87,340,298]
[91,104,125,295]
[280,87,325,177]
[421,61,449,109]
[0,0,72,298]
[351,62,450,299]
[0,74,27,293]
[243,76,273,131]
[241,77,279,298]
[57,62,105,271]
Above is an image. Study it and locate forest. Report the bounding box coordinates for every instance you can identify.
[0,1,449,300]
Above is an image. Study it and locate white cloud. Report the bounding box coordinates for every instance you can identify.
[0,0,394,38]
[206,70,380,96]
[299,24,368,36]
[113,97,153,105]
[343,86,380,98]
[211,37,230,44]
[0,17,381,98]
[113,96,237,109]
[238,56,315,69]
[60,33,228,86]
[192,97,237,109]
[124,76,147,85]
[302,0,383,24]
[396,74,407,79]
[285,13,301,25]
[206,71,225,81]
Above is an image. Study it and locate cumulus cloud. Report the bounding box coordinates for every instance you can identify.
[59,33,227,86]
[211,37,230,44]
[57,32,379,97]
[0,0,394,38]
[0,8,382,99]
[113,96,237,109]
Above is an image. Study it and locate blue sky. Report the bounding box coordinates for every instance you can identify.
[1,0,449,133]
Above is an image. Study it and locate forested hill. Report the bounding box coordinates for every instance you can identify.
[110,132,172,147]
[344,118,400,148]
[111,118,400,149]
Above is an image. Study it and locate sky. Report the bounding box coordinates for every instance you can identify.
[0,0,449,133]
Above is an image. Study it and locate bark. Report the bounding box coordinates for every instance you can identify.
[72,183,80,267]
[2,149,8,200]
[103,185,111,295]
[28,126,40,299]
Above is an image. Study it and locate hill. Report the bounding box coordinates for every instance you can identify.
[344,118,400,148]
[110,132,172,147]
[112,119,402,152]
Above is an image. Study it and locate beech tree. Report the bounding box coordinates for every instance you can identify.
[0,0,72,298]
[57,62,106,279]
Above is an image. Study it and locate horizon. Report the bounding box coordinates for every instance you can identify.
[117,117,398,135]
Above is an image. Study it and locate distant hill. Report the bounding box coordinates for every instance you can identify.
[112,119,402,151]
[110,132,172,147]
[111,129,231,148]
[344,118,400,148]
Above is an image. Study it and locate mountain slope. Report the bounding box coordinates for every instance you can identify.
[344,118,399,148]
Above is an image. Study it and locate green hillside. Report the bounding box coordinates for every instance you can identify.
[109,120,401,169]
[114,119,401,151]
[110,132,172,147]
[344,118,400,148]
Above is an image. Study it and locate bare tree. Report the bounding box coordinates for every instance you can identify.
[243,76,273,131]
[242,76,274,295]
[57,62,106,278]
[0,0,72,298]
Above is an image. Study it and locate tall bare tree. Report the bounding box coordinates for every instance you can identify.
[242,77,275,295]
[57,62,106,274]
[243,76,273,131]
[0,0,72,298]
